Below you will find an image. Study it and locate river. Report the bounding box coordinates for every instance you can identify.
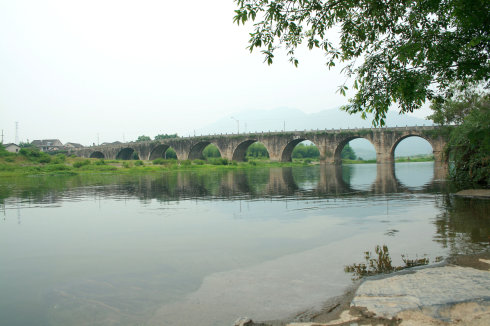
[0,162,488,325]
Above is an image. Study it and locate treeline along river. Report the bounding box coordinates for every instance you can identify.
[0,162,488,325]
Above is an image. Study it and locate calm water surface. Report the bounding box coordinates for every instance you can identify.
[0,162,488,325]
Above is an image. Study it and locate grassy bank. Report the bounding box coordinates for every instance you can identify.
[0,153,310,177]
[0,148,435,177]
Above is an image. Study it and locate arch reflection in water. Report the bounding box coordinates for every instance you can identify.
[0,164,446,206]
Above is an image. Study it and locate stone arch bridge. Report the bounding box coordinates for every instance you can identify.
[75,126,449,164]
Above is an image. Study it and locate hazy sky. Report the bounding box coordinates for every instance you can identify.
[1,0,430,145]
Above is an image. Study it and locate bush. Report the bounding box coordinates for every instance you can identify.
[19,147,40,157]
[0,164,15,171]
[193,159,205,165]
[0,144,13,157]
[447,106,490,188]
[52,154,66,164]
[202,144,221,159]
[181,160,191,166]
[94,159,106,165]
[73,160,91,168]
[207,157,229,165]
[19,148,52,163]
[153,158,165,165]
[134,160,144,166]
[38,155,52,164]
[44,164,71,172]
[122,161,132,168]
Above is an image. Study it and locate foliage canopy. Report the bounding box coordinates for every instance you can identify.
[234,0,490,125]
[154,134,178,140]
[444,94,489,187]
[136,135,151,142]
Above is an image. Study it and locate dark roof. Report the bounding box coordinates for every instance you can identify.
[31,139,63,146]
[65,142,83,148]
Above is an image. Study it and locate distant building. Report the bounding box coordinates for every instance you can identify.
[100,141,122,146]
[4,143,20,153]
[31,139,64,152]
[64,142,84,149]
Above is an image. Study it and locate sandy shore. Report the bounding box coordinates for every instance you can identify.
[236,251,490,326]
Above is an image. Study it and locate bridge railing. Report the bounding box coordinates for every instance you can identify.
[76,124,438,149]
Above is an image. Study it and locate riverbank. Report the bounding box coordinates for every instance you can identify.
[0,154,435,177]
[239,251,490,326]
[0,156,311,177]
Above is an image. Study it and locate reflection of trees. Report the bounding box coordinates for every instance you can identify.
[1,164,451,205]
[433,195,490,255]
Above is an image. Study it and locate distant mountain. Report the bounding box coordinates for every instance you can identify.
[195,106,432,135]
[195,107,434,157]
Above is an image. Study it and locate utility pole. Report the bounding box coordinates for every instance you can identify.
[1,129,4,144]
[283,120,285,132]
[15,122,19,144]
[97,133,99,146]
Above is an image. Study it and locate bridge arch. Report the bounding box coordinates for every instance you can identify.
[281,138,306,162]
[116,147,136,160]
[280,138,322,162]
[232,140,271,162]
[89,151,105,159]
[390,134,435,162]
[188,141,222,160]
[334,136,376,164]
[149,144,178,160]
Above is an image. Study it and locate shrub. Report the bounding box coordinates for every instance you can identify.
[52,154,66,164]
[193,159,205,165]
[94,159,106,165]
[181,160,191,166]
[0,144,13,158]
[208,157,229,165]
[344,245,429,280]
[122,161,131,168]
[73,160,91,168]
[38,155,52,164]
[44,164,71,172]
[153,158,165,165]
[0,164,15,171]
[447,107,490,188]
[134,160,144,166]
[20,147,41,158]
[19,148,52,163]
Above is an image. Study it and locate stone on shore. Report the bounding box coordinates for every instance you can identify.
[284,261,490,326]
[352,266,490,319]
[454,189,490,199]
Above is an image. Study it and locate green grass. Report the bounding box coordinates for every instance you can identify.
[0,153,435,177]
[0,156,314,177]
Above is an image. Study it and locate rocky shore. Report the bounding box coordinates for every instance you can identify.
[235,252,490,326]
